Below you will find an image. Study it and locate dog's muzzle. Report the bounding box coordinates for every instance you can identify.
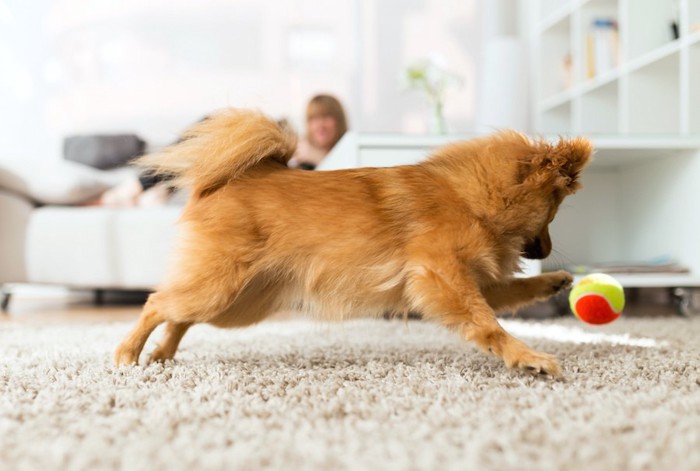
[523,237,548,260]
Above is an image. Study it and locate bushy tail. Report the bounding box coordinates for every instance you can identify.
[136,108,296,197]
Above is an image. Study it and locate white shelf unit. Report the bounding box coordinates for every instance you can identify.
[530,0,700,290]
[690,39,700,133]
[533,0,700,136]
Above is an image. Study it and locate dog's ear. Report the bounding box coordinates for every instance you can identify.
[555,137,593,191]
[523,137,593,193]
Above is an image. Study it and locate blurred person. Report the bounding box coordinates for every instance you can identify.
[100,96,348,206]
[288,94,348,170]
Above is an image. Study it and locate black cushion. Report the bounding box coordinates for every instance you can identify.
[63,134,146,170]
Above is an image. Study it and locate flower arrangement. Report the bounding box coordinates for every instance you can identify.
[403,58,463,134]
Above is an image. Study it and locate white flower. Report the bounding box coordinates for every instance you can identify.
[402,58,464,106]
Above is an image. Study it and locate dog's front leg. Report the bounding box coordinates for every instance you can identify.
[406,262,561,376]
[482,270,573,313]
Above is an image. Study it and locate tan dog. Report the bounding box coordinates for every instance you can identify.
[115,109,592,376]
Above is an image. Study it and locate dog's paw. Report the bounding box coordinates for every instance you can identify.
[148,347,175,364]
[505,349,562,377]
[541,270,574,296]
[114,345,139,367]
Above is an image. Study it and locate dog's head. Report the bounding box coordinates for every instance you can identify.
[508,134,592,259]
[431,131,592,260]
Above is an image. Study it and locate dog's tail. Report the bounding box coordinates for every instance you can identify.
[136,108,296,197]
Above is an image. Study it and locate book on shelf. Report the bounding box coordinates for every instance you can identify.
[586,17,619,79]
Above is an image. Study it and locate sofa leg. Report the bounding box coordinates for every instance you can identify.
[94,289,105,306]
[1,288,10,313]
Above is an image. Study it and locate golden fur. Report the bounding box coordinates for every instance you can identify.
[115,108,592,376]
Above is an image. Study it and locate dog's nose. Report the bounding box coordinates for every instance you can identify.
[523,237,546,259]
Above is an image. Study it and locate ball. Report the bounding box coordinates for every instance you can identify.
[569,273,625,325]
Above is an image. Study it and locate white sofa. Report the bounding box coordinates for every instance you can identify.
[0,133,541,312]
[0,160,181,311]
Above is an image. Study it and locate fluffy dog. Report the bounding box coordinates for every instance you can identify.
[115,108,592,376]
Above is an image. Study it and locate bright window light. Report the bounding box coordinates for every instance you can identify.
[501,319,667,348]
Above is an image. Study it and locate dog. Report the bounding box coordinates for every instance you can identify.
[115,108,592,376]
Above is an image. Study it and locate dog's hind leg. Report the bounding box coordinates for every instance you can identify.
[114,293,167,366]
[115,284,240,366]
[148,321,193,363]
[114,257,252,365]
[406,261,561,377]
[115,260,282,365]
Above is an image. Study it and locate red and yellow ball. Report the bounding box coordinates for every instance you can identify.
[569,273,625,325]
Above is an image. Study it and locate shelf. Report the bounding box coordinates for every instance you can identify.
[690,2,700,37]
[325,133,700,174]
[577,67,621,94]
[539,70,622,113]
[535,1,698,133]
[580,81,618,134]
[627,0,678,61]
[541,102,572,133]
[540,89,577,112]
[690,40,700,133]
[687,30,700,46]
[534,0,700,282]
[353,134,470,148]
[574,273,700,288]
[625,39,681,75]
[627,52,680,134]
[589,136,700,149]
[542,136,700,168]
[538,3,575,33]
[538,38,684,113]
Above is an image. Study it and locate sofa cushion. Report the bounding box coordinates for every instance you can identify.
[112,208,182,287]
[26,207,118,286]
[26,206,180,289]
[0,159,119,205]
[64,134,146,170]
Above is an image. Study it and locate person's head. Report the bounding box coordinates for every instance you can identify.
[306,94,347,151]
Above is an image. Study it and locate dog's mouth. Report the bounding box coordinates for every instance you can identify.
[523,237,550,260]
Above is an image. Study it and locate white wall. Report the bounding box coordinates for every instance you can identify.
[1,0,482,162]
[475,0,529,132]
[0,0,54,160]
[547,169,623,269]
[358,0,479,133]
[545,151,700,274]
[43,0,360,151]
[618,151,700,275]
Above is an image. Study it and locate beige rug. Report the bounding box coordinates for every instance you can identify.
[1,317,699,470]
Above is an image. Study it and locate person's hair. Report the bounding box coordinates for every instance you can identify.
[306,94,348,149]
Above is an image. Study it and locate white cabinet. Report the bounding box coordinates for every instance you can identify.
[529,0,700,290]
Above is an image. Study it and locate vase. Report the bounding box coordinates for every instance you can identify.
[429,101,446,134]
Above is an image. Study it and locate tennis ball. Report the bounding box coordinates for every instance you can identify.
[569,273,625,325]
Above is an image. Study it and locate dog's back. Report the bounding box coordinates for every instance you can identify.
[176,161,441,322]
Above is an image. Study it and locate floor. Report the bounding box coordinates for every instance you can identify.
[2,281,695,328]
[0,289,298,325]
[1,290,141,324]
[2,306,698,470]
